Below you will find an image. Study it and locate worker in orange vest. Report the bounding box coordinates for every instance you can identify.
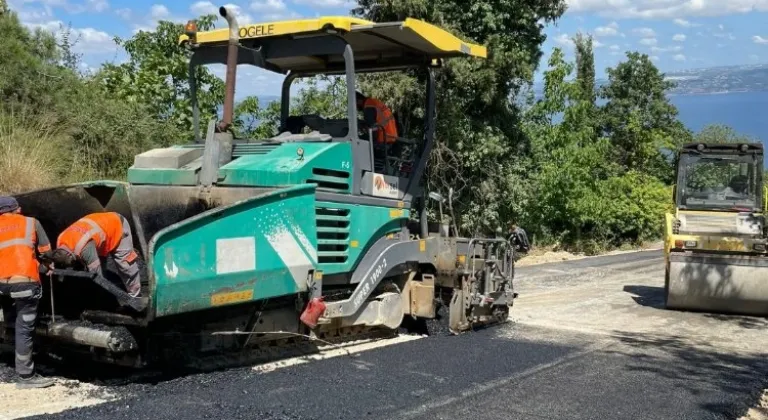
[51,212,142,299]
[356,91,398,144]
[0,196,56,389]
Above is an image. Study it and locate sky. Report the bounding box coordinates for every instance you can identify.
[6,0,768,96]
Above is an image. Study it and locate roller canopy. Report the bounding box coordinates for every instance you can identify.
[180,16,486,74]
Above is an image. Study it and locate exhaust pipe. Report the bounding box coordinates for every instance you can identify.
[218,5,239,133]
[199,5,237,186]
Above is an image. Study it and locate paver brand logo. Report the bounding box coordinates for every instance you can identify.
[372,173,398,199]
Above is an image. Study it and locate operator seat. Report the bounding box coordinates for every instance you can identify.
[362,108,417,177]
[282,116,306,134]
[730,175,749,195]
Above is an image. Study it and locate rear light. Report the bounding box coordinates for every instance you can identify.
[674,240,684,248]
[754,244,767,252]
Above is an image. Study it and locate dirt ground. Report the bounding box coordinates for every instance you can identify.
[515,241,664,266]
[741,393,768,420]
[0,379,114,419]
[513,251,768,354]
[513,250,768,419]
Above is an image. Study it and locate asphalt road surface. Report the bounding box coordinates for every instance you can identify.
[11,250,768,420]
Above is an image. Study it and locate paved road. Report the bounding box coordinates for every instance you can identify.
[16,250,768,419]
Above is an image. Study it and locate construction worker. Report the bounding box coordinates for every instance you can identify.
[0,196,55,389]
[356,91,398,144]
[508,223,530,255]
[51,212,142,299]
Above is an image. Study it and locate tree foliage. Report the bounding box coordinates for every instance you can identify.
[96,15,224,138]
[0,11,65,107]
[694,124,758,144]
[573,32,596,105]
[600,52,691,182]
[0,8,182,185]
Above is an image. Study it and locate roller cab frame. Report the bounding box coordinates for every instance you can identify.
[1,7,514,368]
[664,142,768,315]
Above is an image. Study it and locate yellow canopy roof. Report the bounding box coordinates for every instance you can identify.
[180,16,486,74]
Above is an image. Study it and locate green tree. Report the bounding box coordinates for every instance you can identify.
[291,76,348,119]
[694,124,758,144]
[59,79,182,178]
[0,6,183,183]
[96,15,224,138]
[58,23,83,73]
[573,32,596,105]
[521,45,677,250]
[0,9,65,108]
[523,48,614,245]
[599,51,691,182]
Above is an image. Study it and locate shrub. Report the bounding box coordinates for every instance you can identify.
[56,80,183,179]
[0,109,68,194]
[591,171,672,244]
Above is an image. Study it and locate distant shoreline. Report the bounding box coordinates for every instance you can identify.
[667,90,768,97]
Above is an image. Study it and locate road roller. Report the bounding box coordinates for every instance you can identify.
[665,142,768,316]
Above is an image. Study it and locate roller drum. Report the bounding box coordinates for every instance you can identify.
[666,252,768,316]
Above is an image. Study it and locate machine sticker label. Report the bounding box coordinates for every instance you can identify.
[372,174,399,199]
[264,224,313,290]
[238,24,275,38]
[211,289,254,306]
[290,222,318,264]
[216,237,256,274]
[353,257,387,309]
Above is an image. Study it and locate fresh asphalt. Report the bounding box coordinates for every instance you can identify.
[23,250,768,420]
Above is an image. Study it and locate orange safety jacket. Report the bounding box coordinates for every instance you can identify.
[57,212,124,258]
[363,98,398,144]
[0,213,46,282]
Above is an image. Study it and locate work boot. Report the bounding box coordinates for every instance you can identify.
[127,279,141,298]
[118,294,148,313]
[16,373,55,389]
[133,296,149,311]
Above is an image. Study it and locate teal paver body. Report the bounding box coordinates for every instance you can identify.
[126,141,404,317]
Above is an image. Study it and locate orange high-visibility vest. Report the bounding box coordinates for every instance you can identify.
[57,212,124,258]
[363,98,398,144]
[0,213,42,281]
